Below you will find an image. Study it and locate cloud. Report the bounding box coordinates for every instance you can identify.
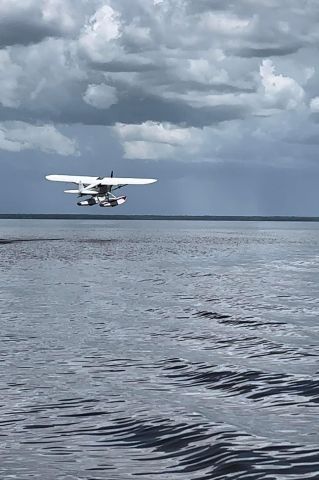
[234,45,301,58]
[0,0,79,47]
[200,12,255,36]
[83,83,118,109]
[0,122,78,155]
[116,121,195,145]
[0,50,23,107]
[259,59,304,110]
[120,140,176,160]
[310,96,319,112]
[0,0,318,166]
[1,0,316,131]
[0,38,86,121]
[114,121,204,159]
[79,4,157,73]
[79,5,121,64]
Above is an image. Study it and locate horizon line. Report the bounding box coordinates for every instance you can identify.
[1,214,319,222]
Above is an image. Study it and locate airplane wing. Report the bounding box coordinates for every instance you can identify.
[46,175,101,185]
[46,175,157,186]
[99,177,157,186]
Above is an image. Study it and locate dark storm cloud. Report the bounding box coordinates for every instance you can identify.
[2,0,313,128]
[185,0,237,14]
[90,60,159,73]
[232,45,302,58]
[0,19,60,47]
[0,88,249,128]
[185,0,313,63]
[0,0,87,48]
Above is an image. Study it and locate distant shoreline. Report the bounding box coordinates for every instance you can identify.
[1,214,319,222]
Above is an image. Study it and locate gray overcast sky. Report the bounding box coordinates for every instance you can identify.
[1,0,319,215]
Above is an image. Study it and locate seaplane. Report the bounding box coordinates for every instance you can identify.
[45,172,157,207]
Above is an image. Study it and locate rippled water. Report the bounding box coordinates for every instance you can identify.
[1,219,319,479]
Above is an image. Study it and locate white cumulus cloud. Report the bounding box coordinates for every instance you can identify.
[114,121,203,159]
[260,59,304,110]
[310,96,319,112]
[0,122,78,156]
[79,5,121,63]
[0,50,23,107]
[201,12,255,36]
[83,83,118,109]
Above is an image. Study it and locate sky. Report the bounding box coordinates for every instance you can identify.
[1,0,319,215]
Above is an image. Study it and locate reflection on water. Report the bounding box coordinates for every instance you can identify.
[1,220,319,479]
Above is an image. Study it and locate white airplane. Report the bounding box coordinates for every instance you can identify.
[45,172,157,207]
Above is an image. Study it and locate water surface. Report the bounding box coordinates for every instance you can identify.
[1,220,319,479]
